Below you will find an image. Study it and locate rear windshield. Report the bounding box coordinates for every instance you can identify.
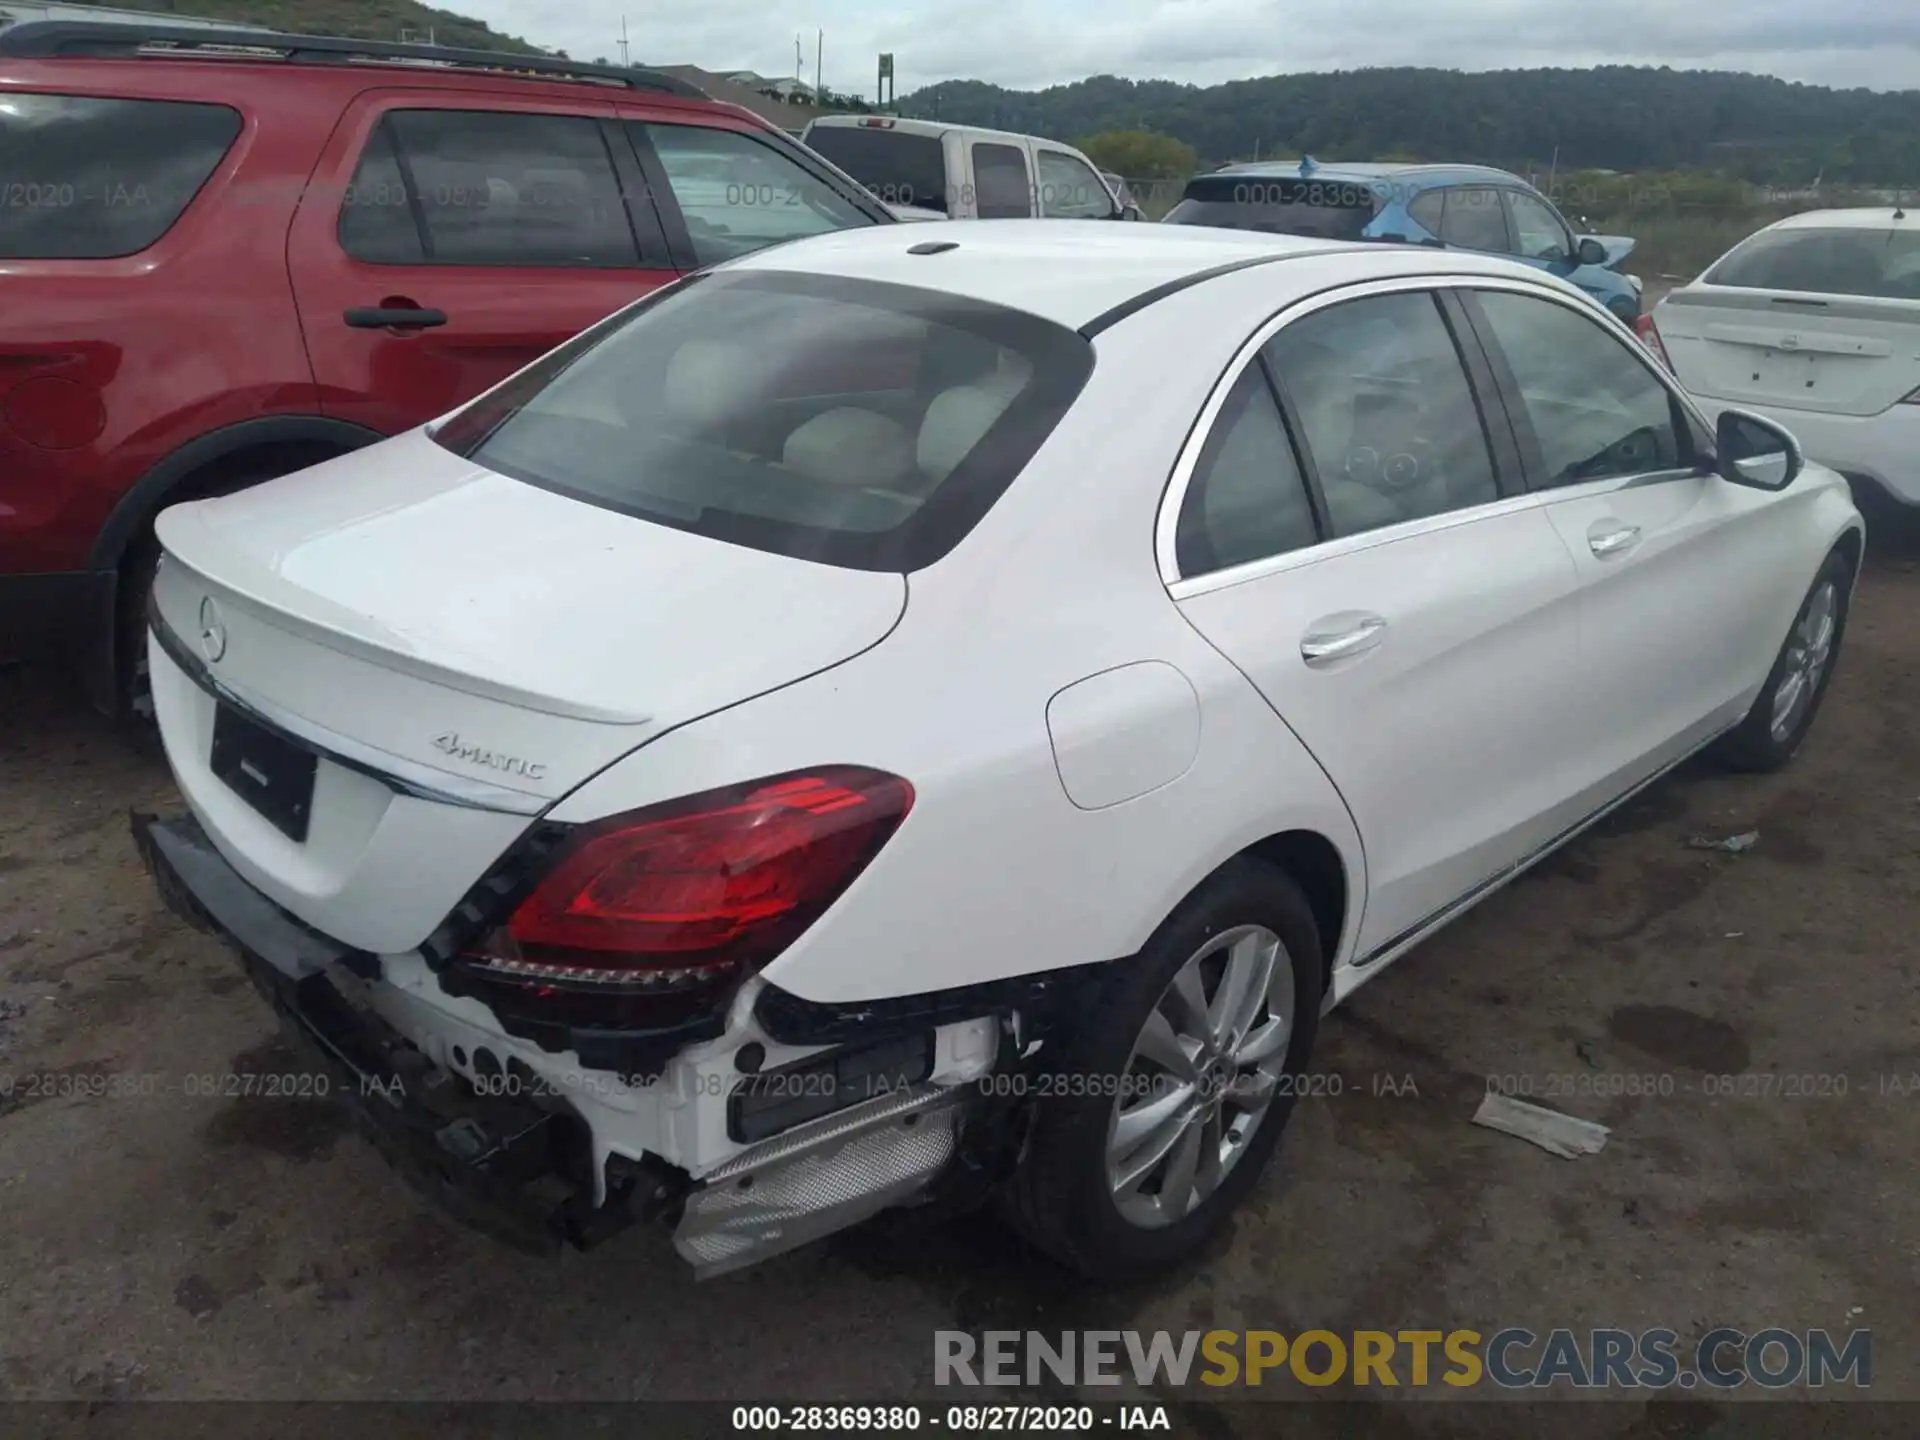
[1164,174,1382,239]
[806,126,948,214]
[1704,226,1920,302]
[433,270,1094,571]
[0,94,242,259]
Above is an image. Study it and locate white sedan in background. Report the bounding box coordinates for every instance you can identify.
[137,222,1862,1281]
[1640,207,1920,509]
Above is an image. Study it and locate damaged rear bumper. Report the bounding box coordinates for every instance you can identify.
[132,809,1006,1274]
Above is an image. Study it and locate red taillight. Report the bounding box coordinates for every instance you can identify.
[859,117,895,128]
[1634,313,1674,374]
[461,768,913,1001]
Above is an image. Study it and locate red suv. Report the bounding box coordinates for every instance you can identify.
[0,20,891,726]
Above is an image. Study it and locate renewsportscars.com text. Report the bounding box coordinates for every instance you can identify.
[935,1327,1871,1390]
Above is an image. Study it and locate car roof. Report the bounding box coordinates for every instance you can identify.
[0,20,732,115]
[723,218,1560,331]
[1210,159,1525,188]
[1760,207,1917,233]
[805,114,1073,149]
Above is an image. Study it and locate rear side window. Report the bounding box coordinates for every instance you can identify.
[1164,175,1381,239]
[433,270,1094,571]
[0,94,240,259]
[1435,187,1508,252]
[804,125,947,213]
[639,123,876,267]
[1704,227,1920,302]
[1266,291,1500,538]
[972,143,1032,219]
[1176,366,1319,576]
[338,110,640,267]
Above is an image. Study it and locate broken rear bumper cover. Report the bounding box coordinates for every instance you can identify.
[132,810,1012,1275]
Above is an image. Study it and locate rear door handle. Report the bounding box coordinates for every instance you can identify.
[1301,614,1388,666]
[1588,522,1641,557]
[344,306,448,330]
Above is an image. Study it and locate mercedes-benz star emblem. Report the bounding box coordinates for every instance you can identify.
[198,596,227,663]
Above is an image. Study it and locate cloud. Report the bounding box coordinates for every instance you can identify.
[451,0,1920,95]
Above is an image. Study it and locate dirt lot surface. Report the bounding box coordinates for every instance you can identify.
[1,507,1917,1433]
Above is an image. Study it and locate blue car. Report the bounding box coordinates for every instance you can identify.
[1164,157,1642,320]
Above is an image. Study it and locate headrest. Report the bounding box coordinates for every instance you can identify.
[782,408,915,489]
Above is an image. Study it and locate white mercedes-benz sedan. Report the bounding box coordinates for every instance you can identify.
[136,221,1863,1280]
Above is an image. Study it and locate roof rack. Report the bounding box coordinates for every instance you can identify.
[0,20,710,100]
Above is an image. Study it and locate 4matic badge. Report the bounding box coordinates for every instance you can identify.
[431,732,546,781]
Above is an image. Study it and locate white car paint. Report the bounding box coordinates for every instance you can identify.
[802,114,1122,221]
[143,220,1863,1275]
[1648,207,1920,505]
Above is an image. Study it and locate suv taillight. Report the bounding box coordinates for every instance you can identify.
[1634,313,1674,373]
[457,768,912,1018]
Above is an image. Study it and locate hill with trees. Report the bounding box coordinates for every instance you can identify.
[901,68,1920,185]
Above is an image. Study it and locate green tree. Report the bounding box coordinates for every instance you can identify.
[1073,129,1199,179]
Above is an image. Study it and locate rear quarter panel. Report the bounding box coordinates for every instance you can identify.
[0,61,332,573]
[545,267,1374,1005]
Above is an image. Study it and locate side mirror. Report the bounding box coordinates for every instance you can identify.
[1576,236,1609,267]
[1715,408,1803,491]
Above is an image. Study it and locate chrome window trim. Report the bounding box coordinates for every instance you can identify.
[1156,271,1722,589]
[147,598,546,817]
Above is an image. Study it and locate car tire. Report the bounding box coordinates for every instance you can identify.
[113,537,166,753]
[1714,547,1853,773]
[997,857,1324,1280]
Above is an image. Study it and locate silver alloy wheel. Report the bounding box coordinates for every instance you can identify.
[1105,924,1295,1230]
[1769,579,1838,744]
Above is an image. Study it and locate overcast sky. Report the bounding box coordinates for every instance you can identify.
[455,0,1920,95]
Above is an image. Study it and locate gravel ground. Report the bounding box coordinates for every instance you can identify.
[1,503,1916,1430]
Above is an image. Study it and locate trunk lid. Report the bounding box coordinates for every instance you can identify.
[1657,286,1920,417]
[149,431,907,953]
[1656,219,1920,417]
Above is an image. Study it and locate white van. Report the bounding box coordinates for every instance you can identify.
[801,115,1132,222]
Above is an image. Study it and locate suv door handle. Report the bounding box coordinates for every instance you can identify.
[1588,522,1641,557]
[1301,614,1388,666]
[344,306,448,330]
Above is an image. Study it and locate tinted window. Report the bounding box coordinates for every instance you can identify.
[972,143,1032,218]
[433,270,1093,571]
[0,94,240,259]
[643,123,874,266]
[1507,190,1571,261]
[1474,290,1689,487]
[341,110,638,267]
[1407,189,1446,236]
[1036,149,1112,219]
[804,125,948,213]
[1438,187,1508,252]
[1165,174,1381,239]
[1176,366,1318,576]
[1266,292,1499,537]
[1704,227,1920,301]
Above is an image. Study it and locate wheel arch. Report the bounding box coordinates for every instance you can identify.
[88,414,388,572]
[1237,828,1352,984]
[80,415,387,714]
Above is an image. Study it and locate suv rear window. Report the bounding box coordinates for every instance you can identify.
[0,94,241,259]
[1704,226,1920,302]
[805,125,948,213]
[433,270,1093,571]
[1164,174,1382,239]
